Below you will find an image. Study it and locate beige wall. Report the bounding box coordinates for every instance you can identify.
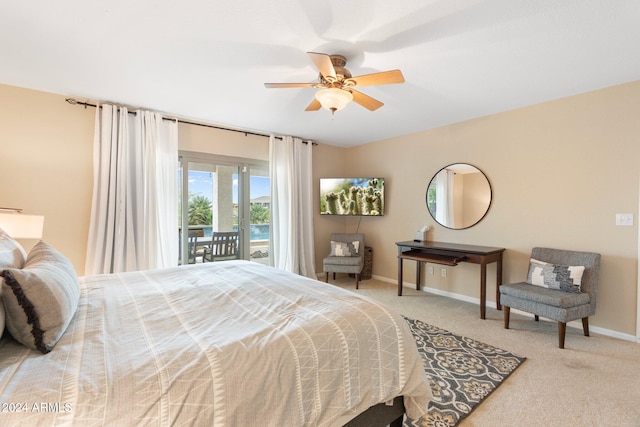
[0,84,94,272]
[178,121,268,160]
[312,143,349,270]
[313,81,640,335]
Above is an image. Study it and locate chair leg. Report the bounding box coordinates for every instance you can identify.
[325,272,329,283]
[503,306,510,329]
[534,315,539,321]
[333,272,336,280]
[356,273,360,289]
[558,322,566,349]
[582,317,590,337]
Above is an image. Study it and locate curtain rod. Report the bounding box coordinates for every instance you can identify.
[65,98,316,145]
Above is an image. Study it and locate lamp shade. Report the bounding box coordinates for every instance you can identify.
[0,213,44,239]
[315,88,353,114]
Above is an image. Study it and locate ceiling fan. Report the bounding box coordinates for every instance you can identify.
[264,52,404,115]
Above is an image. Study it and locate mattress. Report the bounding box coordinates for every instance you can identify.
[0,260,431,426]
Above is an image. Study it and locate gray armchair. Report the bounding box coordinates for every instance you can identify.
[500,247,601,349]
[323,233,365,288]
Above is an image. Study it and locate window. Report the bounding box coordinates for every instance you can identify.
[178,151,270,266]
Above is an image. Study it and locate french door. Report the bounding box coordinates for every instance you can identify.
[178,152,270,266]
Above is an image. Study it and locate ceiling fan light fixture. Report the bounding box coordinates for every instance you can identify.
[315,88,353,114]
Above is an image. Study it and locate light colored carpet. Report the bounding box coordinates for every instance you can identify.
[328,277,640,427]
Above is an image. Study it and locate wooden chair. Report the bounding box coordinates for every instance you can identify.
[203,231,240,262]
[500,247,601,349]
[187,229,204,264]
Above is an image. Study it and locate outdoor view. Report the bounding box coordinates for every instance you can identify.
[179,164,270,265]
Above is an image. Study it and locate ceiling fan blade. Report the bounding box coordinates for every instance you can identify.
[351,90,384,111]
[307,52,336,81]
[305,98,322,111]
[348,69,405,87]
[264,82,317,88]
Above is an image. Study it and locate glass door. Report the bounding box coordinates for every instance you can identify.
[178,153,269,266]
[247,165,271,266]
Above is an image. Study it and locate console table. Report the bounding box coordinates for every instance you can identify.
[396,241,505,319]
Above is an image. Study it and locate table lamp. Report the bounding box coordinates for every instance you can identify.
[0,208,44,239]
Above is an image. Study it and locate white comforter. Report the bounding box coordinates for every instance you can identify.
[0,261,431,426]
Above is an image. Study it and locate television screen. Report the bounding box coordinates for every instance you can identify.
[320,178,385,216]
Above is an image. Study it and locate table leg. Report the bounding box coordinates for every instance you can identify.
[397,257,403,296]
[415,261,421,291]
[496,255,503,310]
[480,261,487,319]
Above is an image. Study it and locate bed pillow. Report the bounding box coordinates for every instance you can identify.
[0,290,4,337]
[0,227,27,269]
[0,227,27,338]
[330,240,360,257]
[1,240,80,353]
[526,258,585,293]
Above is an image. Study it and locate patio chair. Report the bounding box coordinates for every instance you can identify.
[187,229,204,264]
[203,231,240,262]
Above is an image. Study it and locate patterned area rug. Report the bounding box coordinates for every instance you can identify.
[404,317,526,427]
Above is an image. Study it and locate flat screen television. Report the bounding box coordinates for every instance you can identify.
[320,178,385,216]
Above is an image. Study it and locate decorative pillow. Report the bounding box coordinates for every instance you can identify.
[526,258,585,293]
[1,241,80,353]
[330,240,360,257]
[0,289,4,337]
[0,227,27,269]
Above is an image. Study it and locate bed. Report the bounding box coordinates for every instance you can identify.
[0,238,432,426]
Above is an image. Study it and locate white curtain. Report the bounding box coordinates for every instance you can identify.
[269,135,316,278]
[85,104,178,275]
[435,169,455,228]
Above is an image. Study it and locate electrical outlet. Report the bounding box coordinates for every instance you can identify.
[616,213,634,226]
[441,268,447,278]
[428,266,434,275]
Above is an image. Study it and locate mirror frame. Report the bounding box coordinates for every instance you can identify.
[425,163,493,230]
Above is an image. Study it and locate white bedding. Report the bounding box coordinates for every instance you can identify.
[0,260,431,426]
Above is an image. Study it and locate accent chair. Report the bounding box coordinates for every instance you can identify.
[500,247,601,349]
[323,233,365,289]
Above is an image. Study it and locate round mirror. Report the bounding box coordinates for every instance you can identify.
[426,163,492,229]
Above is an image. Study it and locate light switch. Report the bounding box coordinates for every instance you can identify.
[615,213,634,226]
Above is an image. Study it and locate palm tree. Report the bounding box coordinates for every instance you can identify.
[250,204,270,224]
[188,194,213,225]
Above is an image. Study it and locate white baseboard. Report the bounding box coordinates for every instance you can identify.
[370,274,639,344]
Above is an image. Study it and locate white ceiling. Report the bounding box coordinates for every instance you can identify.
[2,0,639,147]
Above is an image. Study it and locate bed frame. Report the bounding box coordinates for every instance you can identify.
[343,396,405,427]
